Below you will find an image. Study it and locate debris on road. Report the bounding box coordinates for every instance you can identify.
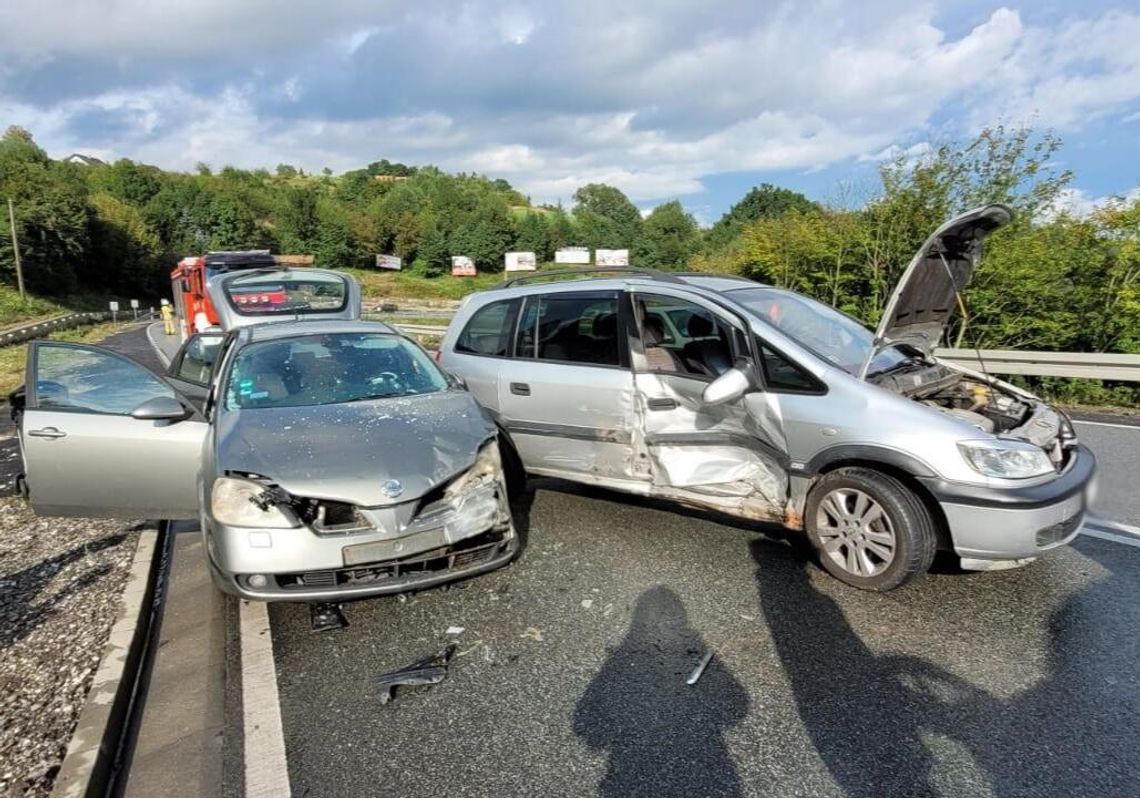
[520,626,544,642]
[445,625,465,635]
[310,602,348,632]
[580,599,594,609]
[376,644,458,705]
[686,651,715,686]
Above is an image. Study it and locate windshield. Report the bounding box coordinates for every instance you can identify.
[225,333,448,410]
[222,271,348,316]
[729,287,912,376]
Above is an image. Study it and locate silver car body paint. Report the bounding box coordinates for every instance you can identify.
[20,319,517,601]
[206,268,363,332]
[440,206,1094,566]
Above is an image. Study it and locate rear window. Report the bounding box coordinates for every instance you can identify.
[222,271,348,317]
[517,294,620,367]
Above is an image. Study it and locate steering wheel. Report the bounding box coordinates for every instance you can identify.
[368,371,401,387]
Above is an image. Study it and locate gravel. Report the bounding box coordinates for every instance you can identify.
[0,498,140,797]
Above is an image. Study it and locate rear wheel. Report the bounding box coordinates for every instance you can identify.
[805,467,936,591]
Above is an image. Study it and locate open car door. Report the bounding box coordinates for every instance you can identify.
[628,289,789,524]
[21,341,206,519]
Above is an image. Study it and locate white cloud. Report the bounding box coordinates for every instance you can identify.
[1043,186,1140,219]
[1,1,1138,208]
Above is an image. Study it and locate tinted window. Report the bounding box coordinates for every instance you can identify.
[34,344,174,415]
[517,295,620,366]
[455,299,518,357]
[222,271,348,316]
[225,333,448,410]
[757,341,823,393]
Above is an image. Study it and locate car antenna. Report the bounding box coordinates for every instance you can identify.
[937,250,995,401]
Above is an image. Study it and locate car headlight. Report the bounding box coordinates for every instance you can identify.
[443,442,501,500]
[957,439,1055,479]
[210,476,298,528]
[411,442,507,541]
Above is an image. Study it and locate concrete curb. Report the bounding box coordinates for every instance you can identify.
[51,527,163,798]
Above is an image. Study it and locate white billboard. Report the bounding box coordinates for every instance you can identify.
[505,251,537,272]
[375,254,402,271]
[451,256,477,276]
[555,247,590,265]
[595,249,629,267]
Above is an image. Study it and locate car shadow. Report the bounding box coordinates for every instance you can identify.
[0,533,126,652]
[752,537,1140,797]
[572,586,750,798]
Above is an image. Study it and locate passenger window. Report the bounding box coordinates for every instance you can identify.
[173,334,224,386]
[33,344,175,415]
[455,299,519,357]
[757,340,823,393]
[516,294,620,366]
[633,295,735,379]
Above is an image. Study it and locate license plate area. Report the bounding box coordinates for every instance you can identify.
[342,527,447,566]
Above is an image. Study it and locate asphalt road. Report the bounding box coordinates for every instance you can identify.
[89,326,1140,797]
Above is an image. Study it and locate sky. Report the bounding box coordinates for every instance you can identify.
[1,0,1139,223]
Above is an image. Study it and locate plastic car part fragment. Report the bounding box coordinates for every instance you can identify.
[376,643,458,705]
[309,601,348,632]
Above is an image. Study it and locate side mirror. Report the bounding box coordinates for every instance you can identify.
[447,371,467,389]
[131,396,190,421]
[701,367,751,406]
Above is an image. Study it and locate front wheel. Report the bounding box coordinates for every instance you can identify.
[805,468,936,591]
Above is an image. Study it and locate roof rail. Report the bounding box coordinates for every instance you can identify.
[494,267,685,289]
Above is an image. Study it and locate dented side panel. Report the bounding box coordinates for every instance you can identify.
[634,372,789,522]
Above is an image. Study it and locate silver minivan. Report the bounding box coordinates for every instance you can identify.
[439,205,1096,590]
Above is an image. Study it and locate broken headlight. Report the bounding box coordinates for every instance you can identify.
[211,476,299,528]
[414,443,507,541]
[957,439,1054,480]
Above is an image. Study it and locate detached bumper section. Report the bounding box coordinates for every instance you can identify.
[918,444,1096,561]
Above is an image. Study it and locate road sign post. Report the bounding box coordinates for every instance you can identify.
[130,299,139,320]
[109,300,119,325]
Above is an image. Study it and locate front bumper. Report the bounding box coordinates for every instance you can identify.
[918,444,1096,561]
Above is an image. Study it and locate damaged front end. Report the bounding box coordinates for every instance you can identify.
[207,442,517,599]
[869,358,1077,471]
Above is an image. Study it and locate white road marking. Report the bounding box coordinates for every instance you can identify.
[145,321,171,366]
[1081,527,1140,549]
[240,599,291,797]
[1072,419,1140,431]
[1084,516,1140,538]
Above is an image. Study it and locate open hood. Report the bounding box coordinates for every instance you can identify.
[860,204,1013,377]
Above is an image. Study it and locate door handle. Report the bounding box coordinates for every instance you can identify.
[29,427,67,439]
[647,397,678,411]
[510,382,531,396]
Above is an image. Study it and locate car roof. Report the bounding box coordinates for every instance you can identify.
[239,319,397,342]
[467,270,770,304]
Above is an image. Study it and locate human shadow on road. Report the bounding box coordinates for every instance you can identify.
[573,586,749,798]
[752,537,1140,797]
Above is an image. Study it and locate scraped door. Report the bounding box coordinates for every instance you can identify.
[630,291,789,523]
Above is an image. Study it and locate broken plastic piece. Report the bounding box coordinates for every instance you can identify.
[310,602,347,632]
[377,643,458,705]
[686,651,714,686]
[445,625,466,635]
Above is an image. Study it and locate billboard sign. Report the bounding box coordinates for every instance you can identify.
[595,249,629,267]
[505,251,537,272]
[451,256,477,276]
[555,247,591,265]
[375,254,402,271]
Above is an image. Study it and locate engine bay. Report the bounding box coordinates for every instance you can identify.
[871,360,1070,465]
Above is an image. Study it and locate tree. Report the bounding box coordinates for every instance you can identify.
[573,183,643,250]
[276,187,320,254]
[87,193,164,294]
[514,212,551,261]
[634,201,699,270]
[706,184,817,252]
[90,159,165,207]
[276,164,298,178]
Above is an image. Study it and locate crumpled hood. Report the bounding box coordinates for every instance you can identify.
[862,204,1013,376]
[215,390,495,506]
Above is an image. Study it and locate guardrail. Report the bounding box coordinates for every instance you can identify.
[935,349,1140,382]
[390,322,1140,383]
[0,312,109,347]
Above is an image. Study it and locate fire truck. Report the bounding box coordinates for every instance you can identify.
[169,251,361,339]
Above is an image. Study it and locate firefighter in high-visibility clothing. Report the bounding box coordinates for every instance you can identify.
[160,301,176,335]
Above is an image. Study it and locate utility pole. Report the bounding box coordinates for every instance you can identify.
[6,198,25,302]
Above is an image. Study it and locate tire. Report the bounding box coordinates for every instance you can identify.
[804,467,936,591]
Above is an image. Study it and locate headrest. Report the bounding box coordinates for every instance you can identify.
[687,313,714,338]
[593,312,617,338]
[643,315,666,345]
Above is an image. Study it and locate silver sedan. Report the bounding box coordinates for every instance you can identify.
[16,320,518,601]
